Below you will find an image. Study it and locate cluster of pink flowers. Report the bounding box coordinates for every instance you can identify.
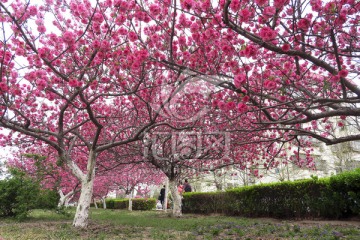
[281,44,291,51]
[181,0,194,10]
[128,32,138,42]
[230,0,240,12]
[243,44,258,58]
[36,79,47,91]
[237,102,248,113]
[338,69,348,78]
[259,27,277,41]
[149,4,161,16]
[274,0,289,9]
[0,82,8,92]
[264,80,277,90]
[62,31,75,45]
[234,73,247,88]
[297,18,310,31]
[69,79,82,87]
[239,8,252,22]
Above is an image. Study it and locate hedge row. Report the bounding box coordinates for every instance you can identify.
[96,198,156,211]
[183,169,360,219]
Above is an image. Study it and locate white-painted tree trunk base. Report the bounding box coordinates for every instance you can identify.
[102,197,107,209]
[169,180,182,217]
[72,179,94,228]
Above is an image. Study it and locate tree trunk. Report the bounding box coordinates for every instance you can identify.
[58,190,65,208]
[72,151,96,228]
[94,199,98,209]
[102,197,107,209]
[169,179,182,217]
[164,178,169,211]
[128,190,133,211]
[58,189,74,208]
[72,177,95,228]
[65,195,74,207]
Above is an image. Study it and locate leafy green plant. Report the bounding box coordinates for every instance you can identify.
[0,169,59,221]
[0,169,40,220]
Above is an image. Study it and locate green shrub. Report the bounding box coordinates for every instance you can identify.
[104,198,156,210]
[37,189,60,210]
[106,199,115,209]
[0,170,41,220]
[183,169,360,219]
[132,198,156,210]
[182,192,226,214]
[113,199,127,209]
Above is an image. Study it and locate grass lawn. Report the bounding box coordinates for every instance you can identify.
[0,208,359,239]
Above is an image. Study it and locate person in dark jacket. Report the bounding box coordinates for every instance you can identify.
[159,185,166,208]
[183,179,192,192]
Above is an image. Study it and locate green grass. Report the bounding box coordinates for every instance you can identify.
[0,208,359,239]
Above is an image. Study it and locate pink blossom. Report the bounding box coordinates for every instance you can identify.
[37,25,46,33]
[244,44,258,58]
[218,101,225,110]
[279,96,286,102]
[190,22,200,33]
[297,18,310,31]
[115,16,126,25]
[29,6,37,16]
[264,80,277,90]
[93,13,104,23]
[259,27,277,41]
[149,4,161,15]
[338,69,348,78]
[69,79,81,87]
[36,79,47,90]
[212,99,219,108]
[338,122,344,127]
[237,102,248,113]
[225,101,236,110]
[234,73,247,88]
[281,43,290,51]
[0,82,8,92]
[255,0,268,6]
[230,0,240,11]
[128,32,138,42]
[182,0,193,10]
[264,6,276,16]
[274,0,289,9]
[240,8,252,22]
[63,31,75,45]
[242,95,250,102]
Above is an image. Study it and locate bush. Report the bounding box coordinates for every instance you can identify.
[103,198,156,210]
[183,169,360,219]
[37,189,60,210]
[132,198,156,210]
[0,170,59,220]
[182,192,226,214]
[0,170,41,220]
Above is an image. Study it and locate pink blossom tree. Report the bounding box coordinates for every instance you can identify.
[157,0,360,146]
[1,0,358,228]
[0,0,190,228]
